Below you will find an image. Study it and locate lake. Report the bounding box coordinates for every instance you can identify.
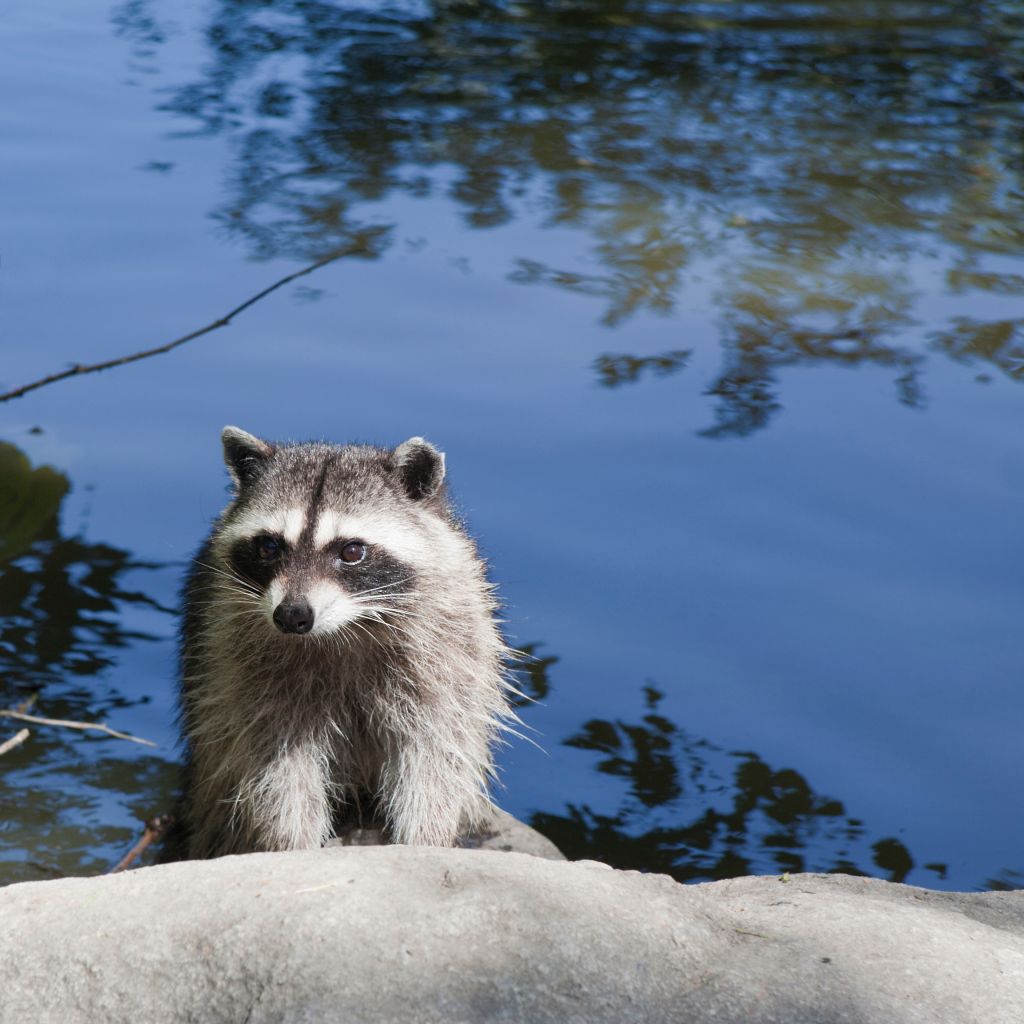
[1,0,1023,890]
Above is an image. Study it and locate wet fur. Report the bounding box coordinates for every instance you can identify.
[177,431,513,857]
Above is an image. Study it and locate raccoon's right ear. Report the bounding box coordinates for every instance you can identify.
[221,426,274,490]
[393,437,445,501]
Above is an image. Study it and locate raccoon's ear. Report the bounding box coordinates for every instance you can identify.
[221,426,274,489]
[393,437,446,500]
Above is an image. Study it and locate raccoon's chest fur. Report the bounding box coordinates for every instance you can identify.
[190,626,394,800]
[176,428,513,859]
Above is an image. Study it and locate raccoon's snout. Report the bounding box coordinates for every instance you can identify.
[273,599,314,635]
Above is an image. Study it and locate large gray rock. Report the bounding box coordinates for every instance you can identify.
[1,845,1022,1023]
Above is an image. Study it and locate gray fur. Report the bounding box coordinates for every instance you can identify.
[178,428,514,858]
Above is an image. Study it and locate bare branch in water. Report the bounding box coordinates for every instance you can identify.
[110,814,174,873]
[0,710,156,747]
[0,728,30,757]
[0,240,376,403]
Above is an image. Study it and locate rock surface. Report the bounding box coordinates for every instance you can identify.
[2,839,1023,1023]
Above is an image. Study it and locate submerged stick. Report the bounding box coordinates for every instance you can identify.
[0,241,373,404]
[110,814,174,874]
[0,710,155,747]
[0,728,30,757]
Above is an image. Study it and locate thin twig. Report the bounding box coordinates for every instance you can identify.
[110,814,174,873]
[25,861,64,879]
[0,241,374,404]
[0,710,155,747]
[0,728,29,757]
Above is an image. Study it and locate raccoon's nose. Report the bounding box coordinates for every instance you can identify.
[273,600,315,635]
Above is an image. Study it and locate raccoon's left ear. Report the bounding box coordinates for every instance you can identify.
[222,426,274,489]
[393,437,446,500]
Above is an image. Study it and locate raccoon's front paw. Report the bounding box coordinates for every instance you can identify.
[389,817,460,848]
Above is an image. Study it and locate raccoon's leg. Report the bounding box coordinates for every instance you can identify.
[181,760,246,859]
[188,735,334,855]
[380,720,493,847]
[240,738,335,851]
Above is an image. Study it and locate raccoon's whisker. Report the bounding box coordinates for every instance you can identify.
[356,608,411,637]
[346,617,388,653]
[355,600,419,614]
[349,602,419,621]
[352,601,423,623]
[336,623,365,658]
[322,634,342,662]
[190,580,264,605]
[336,627,354,654]
[199,592,265,615]
[356,614,421,637]
[201,597,263,615]
[193,559,262,596]
[351,577,417,598]
[353,588,407,600]
[376,608,417,622]
[207,568,258,595]
[352,597,419,610]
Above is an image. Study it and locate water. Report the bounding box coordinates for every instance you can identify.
[1,0,1023,889]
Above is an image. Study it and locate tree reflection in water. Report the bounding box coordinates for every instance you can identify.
[114,0,1024,433]
[0,444,166,692]
[531,684,950,885]
[0,442,175,883]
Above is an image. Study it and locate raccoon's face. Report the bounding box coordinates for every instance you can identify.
[209,427,452,639]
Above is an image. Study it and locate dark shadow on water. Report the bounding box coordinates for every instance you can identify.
[0,442,177,884]
[529,682,964,887]
[112,0,1024,434]
[0,444,168,691]
[987,870,1024,891]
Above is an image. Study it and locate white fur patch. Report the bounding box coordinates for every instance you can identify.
[244,743,331,850]
[306,579,361,635]
[313,509,429,564]
[219,506,307,547]
[265,578,285,626]
[282,508,305,545]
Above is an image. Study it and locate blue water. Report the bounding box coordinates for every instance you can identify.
[1,0,1023,889]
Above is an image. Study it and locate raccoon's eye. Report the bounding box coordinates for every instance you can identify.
[338,541,366,565]
[255,536,281,561]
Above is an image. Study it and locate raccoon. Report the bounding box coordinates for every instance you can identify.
[176,427,514,858]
